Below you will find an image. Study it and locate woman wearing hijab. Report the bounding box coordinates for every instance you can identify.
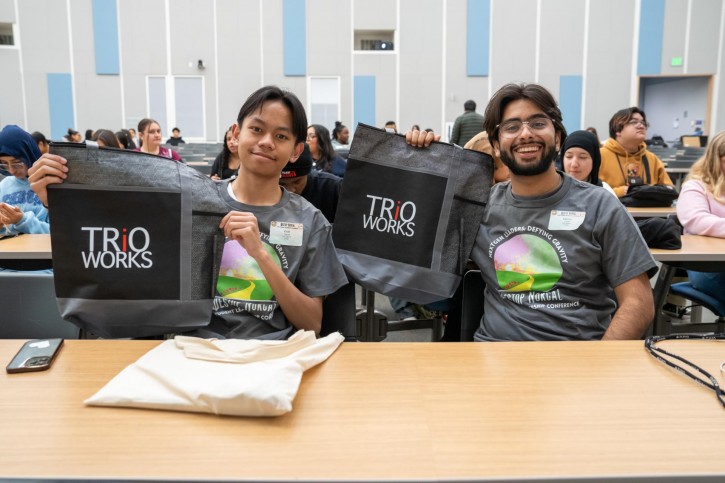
[0,125,49,235]
[560,130,616,196]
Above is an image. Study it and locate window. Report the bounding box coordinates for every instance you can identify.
[0,23,14,46]
[354,30,395,51]
[309,77,340,130]
[146,76,205,139]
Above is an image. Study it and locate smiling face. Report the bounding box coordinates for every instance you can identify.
[493,99,561,177]
[234,100,303,179]
[563,146,593,182]
[0,156,28,179]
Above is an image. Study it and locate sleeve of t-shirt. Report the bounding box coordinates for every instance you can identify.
[295,218,348,298]
[596,195,657,287]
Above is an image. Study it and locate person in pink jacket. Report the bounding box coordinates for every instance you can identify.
[676,130,725,304]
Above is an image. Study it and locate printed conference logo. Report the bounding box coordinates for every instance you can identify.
[362,195,416,237]
[214,234,289,320]
[80,227,153,269]
[488,226,579,310]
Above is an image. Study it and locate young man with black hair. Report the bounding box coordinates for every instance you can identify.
[450,99,484,147]
[28,86,348,339]
[408,83,656,341]
[599,107,673,197]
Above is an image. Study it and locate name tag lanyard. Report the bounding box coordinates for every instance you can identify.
[645,333,725,410]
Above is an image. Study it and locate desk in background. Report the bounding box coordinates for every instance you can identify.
[0,233,52,259]
[627,206,676,218]
[0,233,52,270]
[650,234,725,334]
[2,339,725,482]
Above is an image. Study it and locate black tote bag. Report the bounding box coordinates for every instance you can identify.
[47,142,228,338]
[332,124,493,304]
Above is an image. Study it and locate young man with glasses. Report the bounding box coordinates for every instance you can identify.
[407,83,656,341]
[599,107,674,197]
[0,125,49,236]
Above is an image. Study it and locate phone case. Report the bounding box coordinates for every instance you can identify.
[6,339,64,373]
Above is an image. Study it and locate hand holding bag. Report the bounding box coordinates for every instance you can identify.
[47,142,229,338]
[331,124,493,304]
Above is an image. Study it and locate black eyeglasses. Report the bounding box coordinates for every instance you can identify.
[645,333,725,409]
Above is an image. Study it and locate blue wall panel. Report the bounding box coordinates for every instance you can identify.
[467,0,490,76]
[354,76,376,129]
[283,0,306,76]
[92,0,120,75]
[637,0,665,75]
[47,73,75,140]
[559,75,583,135]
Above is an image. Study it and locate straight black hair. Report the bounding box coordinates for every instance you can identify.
[236,86,307,143]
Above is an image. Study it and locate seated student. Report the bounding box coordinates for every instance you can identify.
[115,129,136,150]
[31,131,50,155]
[560,130,616,196]
[28,86,348,339]
[211,125,241,181]
[407,83,656,341]
[676,130,725,306]
[165,127,186,146]
[307,124,347,178]
[134,118,183,162]
[331,121,350,150]
[0,125,49,236]
[92,129,123,148]
[279,143,341,223]
[599,107,674,197]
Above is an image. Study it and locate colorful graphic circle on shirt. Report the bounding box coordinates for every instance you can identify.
[493,234,563,292]
[217,240,281,300]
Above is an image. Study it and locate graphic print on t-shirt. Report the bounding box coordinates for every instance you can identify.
[214,234,289,320]
[488,226,577,310]
[494,234,563,292]
[217,239,281,300]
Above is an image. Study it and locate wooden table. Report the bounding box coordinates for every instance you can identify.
[650,234,725,334]
[2,339,725,482]
[0,233,52,259]
[627,206,676,218]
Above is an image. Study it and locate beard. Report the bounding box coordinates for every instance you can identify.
[499,143,558,177]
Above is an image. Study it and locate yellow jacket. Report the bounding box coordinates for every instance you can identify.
[599,138,673,198]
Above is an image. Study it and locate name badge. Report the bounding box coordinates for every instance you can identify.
[269,221,303,246]
[548,210,585,231]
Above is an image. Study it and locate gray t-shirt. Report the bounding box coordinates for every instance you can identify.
[471,173,657,341]
[203,180,348,339]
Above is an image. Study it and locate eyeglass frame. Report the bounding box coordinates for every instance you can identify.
[495,115,555,139]
[625,119,650,129]
[0,160,27,174]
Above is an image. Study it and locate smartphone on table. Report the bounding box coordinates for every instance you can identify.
[6,339,64,374]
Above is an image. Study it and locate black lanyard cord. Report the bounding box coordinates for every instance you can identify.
[645,334,725,409]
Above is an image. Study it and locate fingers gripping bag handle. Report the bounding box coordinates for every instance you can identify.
[47,142,227,338]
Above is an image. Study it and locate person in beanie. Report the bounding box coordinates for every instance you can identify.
[559,130,616,196]
[279,143,341,223]
[0,125,49,235]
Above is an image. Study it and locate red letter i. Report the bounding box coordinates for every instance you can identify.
[394,201,401,220]
[122,228,127,252]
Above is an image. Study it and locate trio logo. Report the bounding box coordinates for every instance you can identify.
[80,227,153,269]
[362,195,416,237]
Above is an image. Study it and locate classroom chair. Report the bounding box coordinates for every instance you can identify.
[665,282,725,334]
[0,272,81,339]
[321,281,359,341]
[460,270,485,341]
